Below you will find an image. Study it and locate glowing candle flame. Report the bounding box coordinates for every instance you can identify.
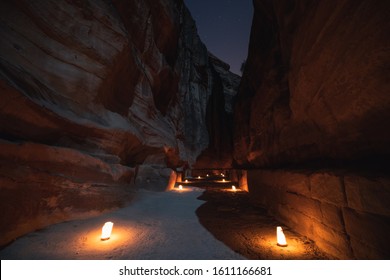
[206,174,209,177]
[198,176,201,179]
[178,185,183,190]
[232,185,236,191]
[222,179,225,182]
[185,179,188,183]
[277,226,288,247]
[101,222,114,241]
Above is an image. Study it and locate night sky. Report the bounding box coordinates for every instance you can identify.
[183,0,253,75]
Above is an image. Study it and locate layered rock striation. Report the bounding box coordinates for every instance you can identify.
[235,0,390,259]
[0,0,239,246]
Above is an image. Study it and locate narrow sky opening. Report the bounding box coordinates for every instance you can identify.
[184,0,253,76]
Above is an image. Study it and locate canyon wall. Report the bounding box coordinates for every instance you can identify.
[0,0,238,246]
[248,169,390,259]
[236,0,390,259]
[194,53,240,169]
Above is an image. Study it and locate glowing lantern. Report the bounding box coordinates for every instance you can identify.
[178,185,183,190]
[222,179,226,182]
[232,185,236,191]
[198,176,201,179]
[206,174,209,177]
[101,222,114,241]
[185,179,188,183]
[276,226,288,247]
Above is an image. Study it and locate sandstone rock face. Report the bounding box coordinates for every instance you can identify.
[0,0,238,246]
[234,0,390,167]
[248,169,390,259]
[238,0,390,259]
[0,139,135,246]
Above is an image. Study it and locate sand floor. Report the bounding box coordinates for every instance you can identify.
[0,186,329,260]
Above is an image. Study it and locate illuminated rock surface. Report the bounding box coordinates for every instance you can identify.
[234,0,390,259]
[0,0,238,246]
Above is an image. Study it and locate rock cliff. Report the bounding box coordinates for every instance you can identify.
[235,0,390,259]
[194,53,240,169]
[0,0,238,246]
[234,0,390,167]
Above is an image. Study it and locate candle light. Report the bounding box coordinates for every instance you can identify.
[276,226,288,247]
[232,185,236,191]
[178,185,183,190]
[101,222,114,241]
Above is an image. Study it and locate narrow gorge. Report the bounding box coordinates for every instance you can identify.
[0,0,389,260]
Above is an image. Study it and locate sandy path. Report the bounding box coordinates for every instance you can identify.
[0,187,245,260]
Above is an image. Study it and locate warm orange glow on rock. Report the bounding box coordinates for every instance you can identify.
[277,226,287,247]
[101,222,114,241]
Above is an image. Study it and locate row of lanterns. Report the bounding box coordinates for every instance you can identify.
[99,178,288,247]
[176,184,237,191]
[100,222,288,247]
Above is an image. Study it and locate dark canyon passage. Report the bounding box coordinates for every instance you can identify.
[0,0,389,260]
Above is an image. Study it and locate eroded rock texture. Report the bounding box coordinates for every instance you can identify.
[235,0,390,167]
[0,0,238,246]
[236,0,390,259]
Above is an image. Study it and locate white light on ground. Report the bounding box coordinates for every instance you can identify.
[101,222,114,241]
[277,226,288,247]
